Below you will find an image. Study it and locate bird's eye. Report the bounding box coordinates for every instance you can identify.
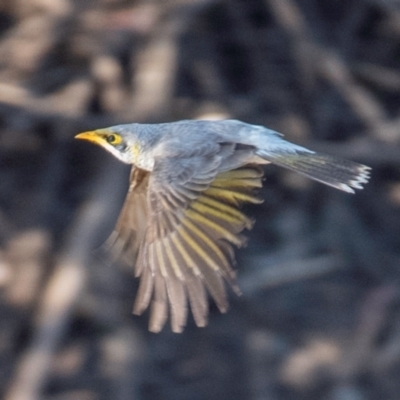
[107,134,117,144]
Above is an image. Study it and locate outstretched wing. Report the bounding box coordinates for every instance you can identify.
[133,153,263,333]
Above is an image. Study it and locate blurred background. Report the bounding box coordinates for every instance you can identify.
[0,0,399,399]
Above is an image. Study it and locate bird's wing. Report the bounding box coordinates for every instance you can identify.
[105,167,150,264]
[134,153,263,333]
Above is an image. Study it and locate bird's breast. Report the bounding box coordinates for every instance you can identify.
[134,153,155,171]
[128,141,155,170]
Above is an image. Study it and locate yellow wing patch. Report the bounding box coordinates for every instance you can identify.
[134,164,264,332]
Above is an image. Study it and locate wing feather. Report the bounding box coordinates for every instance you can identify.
[149,273,168,333]
[105,167,149,275]
[112,151,263,332]
[184,272,208,327]
[138,156,262,331]
[133,259,153,315]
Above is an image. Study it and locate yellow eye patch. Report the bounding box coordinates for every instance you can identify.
[104,133,123,145]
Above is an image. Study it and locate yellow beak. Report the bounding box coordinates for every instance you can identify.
[75,131,104,146]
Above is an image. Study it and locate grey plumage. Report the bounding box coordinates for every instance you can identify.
[76,119,371,333]
[107,119,370,193]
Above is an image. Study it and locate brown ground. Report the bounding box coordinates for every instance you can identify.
[0,0,400,399]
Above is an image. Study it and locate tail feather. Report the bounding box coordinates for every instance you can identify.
[256,150,371,193]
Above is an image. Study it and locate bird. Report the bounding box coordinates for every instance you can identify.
[75,119,370,333]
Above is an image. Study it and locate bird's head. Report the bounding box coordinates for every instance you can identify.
[75,128,140,164]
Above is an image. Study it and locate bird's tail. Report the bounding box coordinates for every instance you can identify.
[256,149,371,193]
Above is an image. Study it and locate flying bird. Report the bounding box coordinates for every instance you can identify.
[75,119,370,333]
